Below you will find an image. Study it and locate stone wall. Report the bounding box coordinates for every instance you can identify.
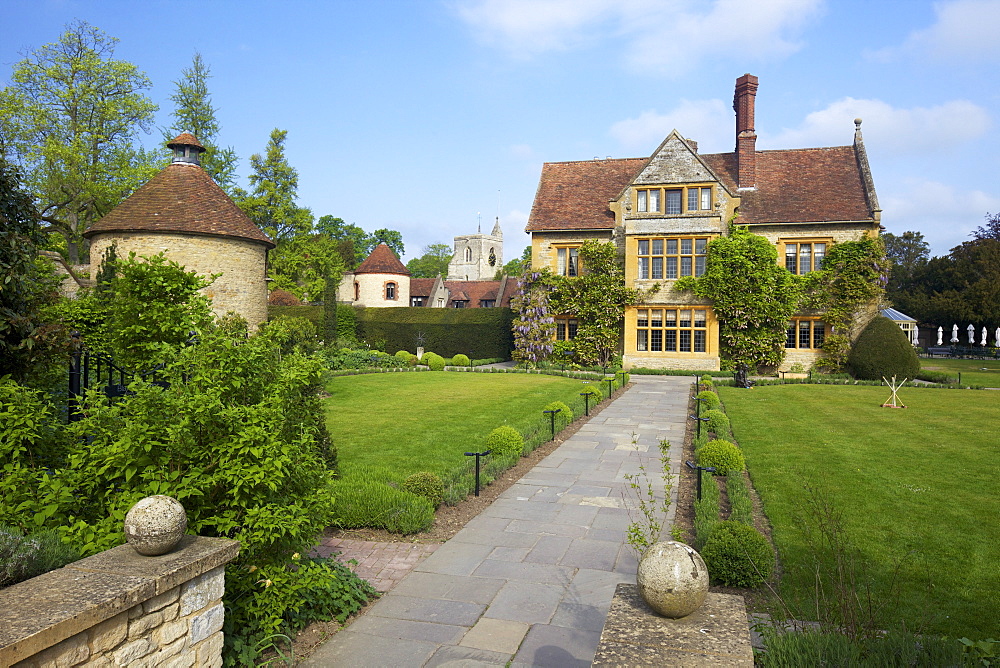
[0,536,239,668]
[87,231,269,331]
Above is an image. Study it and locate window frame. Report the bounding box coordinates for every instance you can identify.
[554,245,582,277]
[785,318,827,350]
[636,236,712,279]
[384,281,397,300]
[634,184,714,215]
[634,307,709,354]
[554,316,579,341]
[780,238,832,275]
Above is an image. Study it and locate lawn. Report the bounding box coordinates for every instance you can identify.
[324,372,598,478]
[719,384,1000,639]
[921,356,1000,387]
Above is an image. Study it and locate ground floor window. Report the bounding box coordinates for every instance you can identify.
[786,319,826,349]
[555,316,578,341]
[636,308,707,352]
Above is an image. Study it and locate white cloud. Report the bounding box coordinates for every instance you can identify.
[453,0,822,71]
[880,179,1000,254]
[762,98,991,155]
[871,0,1000,63]
[610,99,731,152]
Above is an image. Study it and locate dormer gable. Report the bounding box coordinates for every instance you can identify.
[626,131,731,195]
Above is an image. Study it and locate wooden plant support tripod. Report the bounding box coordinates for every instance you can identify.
[881,376,907,408]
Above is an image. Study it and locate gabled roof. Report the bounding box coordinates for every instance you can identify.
[84,162,274,248]
[355,243,409,275]
[526,145,875,232]
[409,278,437,297]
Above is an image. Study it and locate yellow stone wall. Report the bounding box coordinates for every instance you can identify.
[87,232,269,331]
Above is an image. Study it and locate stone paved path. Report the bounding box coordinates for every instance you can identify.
[300,375,692,668]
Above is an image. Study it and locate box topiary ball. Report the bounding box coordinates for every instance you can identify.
[697,390,721,410]
[486,425,524,458]
[451,354,471,367]
[701,521,774,588]
[697,440,745,475]
[402,471,444,508]
[703,409,730,436]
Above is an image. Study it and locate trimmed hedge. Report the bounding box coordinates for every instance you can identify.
[697,439,745,476]
[701,520,774,587]
[355,306,513,359]
[848,315,920,381]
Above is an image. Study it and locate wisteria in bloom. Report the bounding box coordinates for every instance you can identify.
[510,271,556,366]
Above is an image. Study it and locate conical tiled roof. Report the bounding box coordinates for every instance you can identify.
[355,243,409,275]
[84,138,273,248]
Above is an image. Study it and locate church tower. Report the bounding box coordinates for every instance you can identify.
[447,217,503,281]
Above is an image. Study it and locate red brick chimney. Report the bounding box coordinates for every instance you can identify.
[734,73,758,189]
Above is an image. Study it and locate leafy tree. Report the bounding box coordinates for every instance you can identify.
[972,211,1000,241]
[406,243,453,277]
[163,52,239,192]
[57,252,216,369]
[882,230,929,310]
[235,128,312,241]
[551,240,653,367]
[0,161,64,379]
[497,246,531,279]
[677,226,799,370]
[267,234,345,302]
[371,228,404,259]
[903,236,1000,328]
[0,20,159,263]
[316,215,371,268]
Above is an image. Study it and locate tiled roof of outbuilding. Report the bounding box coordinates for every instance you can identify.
[83,162,274,248]
[355,243,409,275]
[526,146,874,231]
[166,132,204,151]
[409,278,436,297]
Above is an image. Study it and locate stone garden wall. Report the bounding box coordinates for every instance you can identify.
[0,536,239,668]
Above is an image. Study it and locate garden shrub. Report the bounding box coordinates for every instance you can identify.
[701,520,774,587]
[703,409,730,436]
[582,383,603,403]
[693,466,721,551]
[701,374,714,383]
[697,390,721,410]
[543,400,573,430]
[726,470,754,525]
[697,440,745,476]
[394,350,411,360]
[268,289,301,306]
[451,353,471,367]
[402,472,444,508]
[485,425,524,458]
[847,316,920,381]
[260,315,321,356]
[331,478,434,534]
[0,525,80,587]
[327,347,406,370]
[421,352,446,371]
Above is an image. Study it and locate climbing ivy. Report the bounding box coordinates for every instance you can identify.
[550,240,657,367]
[800,237,888,371]
[676,225,799,370]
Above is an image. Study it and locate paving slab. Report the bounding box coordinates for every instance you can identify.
[310,375,699,666]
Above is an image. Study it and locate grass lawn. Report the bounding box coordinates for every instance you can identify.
[921,356,1000,387]
[719,384,1000,640]
[324,372,597,478]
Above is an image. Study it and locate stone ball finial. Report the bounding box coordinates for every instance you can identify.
[124,495,188,556]
[636,541,709,618]
[855,118,863,127]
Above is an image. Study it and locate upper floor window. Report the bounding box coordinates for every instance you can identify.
[452,300,467,308]
[465,247,473,262]
[783,241,827,275]
[556,246,580,277]
[786,319,826,349]
[636,186,713,214]
[637,237,709,279]
[411,296,425,307]
[385,282,397,300]
[479,299,495,308]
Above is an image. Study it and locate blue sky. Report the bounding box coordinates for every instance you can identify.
[3,0,998,263]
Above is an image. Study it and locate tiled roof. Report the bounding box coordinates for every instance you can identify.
[84,162,274,247]
[703,147,873,224]
[409,278,436,297]
[355,243,409,275]
[167,133,204,151]
[527,146,874,231]
[526,159,646,232]
[443,280,499,306]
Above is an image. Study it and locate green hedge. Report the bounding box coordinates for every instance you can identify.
[355,307,513,359]
[269,305,323,327]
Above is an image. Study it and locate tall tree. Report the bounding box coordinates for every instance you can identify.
[972,211,1000,241]
[316,215,372,268]
[267,234,345,302]
[164,52,238,192]
[0,21,159,263]
[371,228,405,259]
[235,128,312,241]
[881,230,929,311]
[406,243,452,277]
[497,245,531,279]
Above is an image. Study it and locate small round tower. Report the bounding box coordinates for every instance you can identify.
[83,133,275,330]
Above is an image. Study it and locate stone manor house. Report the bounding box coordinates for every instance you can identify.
[526,73,882,371]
